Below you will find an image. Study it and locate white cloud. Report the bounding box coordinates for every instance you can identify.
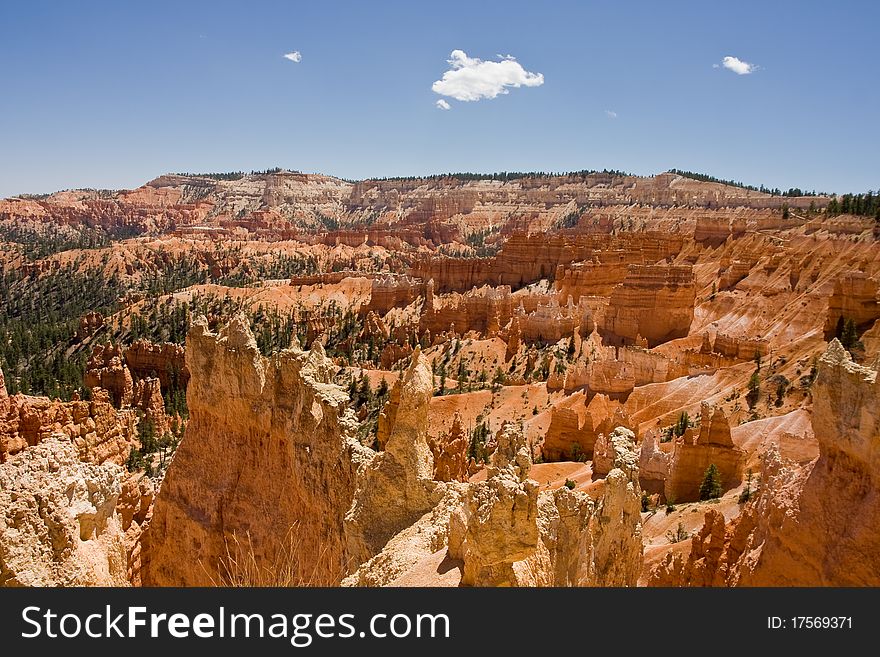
[720,55,757,75]
[283,51,302,63]
[605,109,618,119]
[436,99,451,110]
[431,50,544,104]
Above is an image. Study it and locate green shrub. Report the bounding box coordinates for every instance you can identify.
[666,522,689,544]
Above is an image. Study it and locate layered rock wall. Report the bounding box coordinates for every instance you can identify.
[141,315,371,586]
[664,405,745,502]
[602,265,695,346]
[0,386,137,465]
[823,272,880,337]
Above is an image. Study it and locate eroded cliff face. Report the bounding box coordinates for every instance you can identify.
[448,423,540,586]
[1,171,825,246]
[429,412,469,482]
[0,363,154,587]
[0,436,128,586]
[648,340,880,586]
[823,272,880,338]
[601,265,696,347]
[448,424,643,587]
[344,347,447,565]
[138,317,645,587]
[0,376,138,467]
[140,315,372,586]
[664,404,745,503]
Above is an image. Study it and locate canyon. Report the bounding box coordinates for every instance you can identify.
[1,169,878,587]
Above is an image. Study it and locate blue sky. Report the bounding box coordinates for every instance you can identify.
[1,0,877,197]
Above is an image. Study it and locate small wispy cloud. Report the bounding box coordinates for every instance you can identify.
[431,50,544,106]
[719,55,757,75]
[436,99,451,111]
[605,109,618,119]
[283,51,302,63]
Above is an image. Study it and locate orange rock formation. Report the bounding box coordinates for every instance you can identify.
[664,404,745,503]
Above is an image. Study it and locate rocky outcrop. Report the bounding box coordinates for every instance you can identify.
[124,341,188,390]
[648,508,730,587]
[341,487,465,587]
[361,310,390,341]
[0,387,137,465]
[131,377,169,437]
[541,393,602,461]
[75,311,104,340]
[650,340,880,586]
[639,430,671,493]
[555,260,630,299]
[141,315,372,586]
[0,436,128,586]
[0,364,151,588]
[717,258,753,289]
[411,232,684,294]
[419,284,514,337]
[143,315,647,588]
[86,343,181,430]
[710,333,770,362]
[823,271,880,338]
[447,423,539,586]
[592,425,639,478]
[664,404,744,502]
[448,422,643,586]
[601,265,695,347]
[344,348,446,565]
[366,274,424,315]
[515,296,595,343]
[117,473,155,586]
[429,412,469,482]
[84,344,134,408]
[694,216,747,247]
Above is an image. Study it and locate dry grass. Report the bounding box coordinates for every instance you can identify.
[202,524,340,587]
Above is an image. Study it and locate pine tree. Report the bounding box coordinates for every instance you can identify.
[673,411,690,437]
[840,318,858,351]
[138,416,158,454]
[746,371,761,408]
[699,463,723,500]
